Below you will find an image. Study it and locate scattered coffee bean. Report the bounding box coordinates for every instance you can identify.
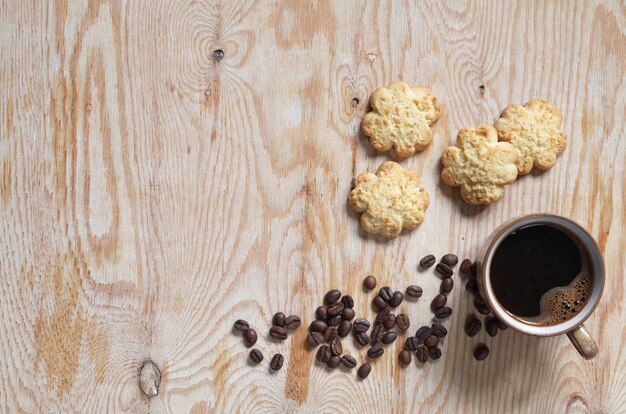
[353,318,370,333]
[460,259,472,273]
[474,296,490,315]
[285,315,301,330]
[465,317,482,337]
[327,302,344,316]
[342,308,355,320]
[341,355,357,369]
[328,314,342,326]
[441,254,459,267]
[234,319,249,332]
[435,307,452,319]
[465,279,478,294]
[474,344,490,361]
[357,363,371,379]
[431,294,447,311]
[431,323,447,338]
[383,314,396,330]
[363,275,377,290]
[316,345,331,363]
[382,331,397,344]
[341,295,355,309]
[415,326,432,342]
[307,332,323,347]
[310,320,328,333]
[436,262,454,278]
[272,312,286,327]
[389,291,404,308]
[375,309,390,325]
[420,254,436,269]
[270,354,284,371]
[316,306,328,320]
[368,345,384,359]
[406,285,423,298]
[424,334,439,348]
[324,325,339,341]
[485,317,499,337]
[429,347,442,360]
[324,289,342,305]
[270,326,288,341]
[440,278,454,293]
[496,318,508,330]
[338,320,352,337]
[330,338,343,355]
[244,329,258,347]
[371,324,385,344]
[379,286,393,302]
[355,332,371,346]
[416,346,429,363]
[405,337,419,352]
[399,350,412,365]
[327,355,342,368]
[396,314,410,331]
[249,348,263,363]
[372,296,388,311]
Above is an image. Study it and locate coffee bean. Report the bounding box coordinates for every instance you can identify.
[383,314,396,330]
[420,254,436,269]
[406,285,423,298]
[324,289,342,305]
[372,296,388,311]
[243,329,257,347]
[389,291,404,308]
[270,353,284,371]
[324,325,338,341]
[465,279,478,294]
[441,254,458,267]
[353,318,370,333]
[415,326,432,342]
[285,315,301,330]
[465,317,482,337]
[416,346,429,363]
[341,295,354,309]
[327,302,344,316]
[485,317,499,337]
[460,259,472,273]
[371,324,384,344]
[405,336,419,352]
[234,319,249,332]
[338,320,352,337]
[496,318,508,330]
[375,309,390,325]
[431,323,447,338]
[326,355,342,368]
[429,347,442,360]
[330,338,343,355]
[368,345,384,359]
[272,312,286,327]
[316,345,331,363]
[310,320,328,333]
[316,306,328,320]
[249,348,263,363]
[363,275,377,290]
[342,308,355,320]
[357,363,371,379]
[436,263,454,278]
[435,307,452,319]
[355,332,371,346]
[396,314,410,331]
[474,296,490,315]
[431,293,447,311]
[270,326,288,341]
[440,278,454,294]
[474,344,489,361]
[341,355,357,369]
[328,314,342,326]
[399,350,412,365]
[382,331,397,344]
[379,286,393,302]
[307,332,323,347]
[424,334,439,348]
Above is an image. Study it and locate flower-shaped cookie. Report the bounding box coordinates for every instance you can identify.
[349,161,429,238]
[494,98,566,175]
[361,82,441,158]
[441,125,518,205]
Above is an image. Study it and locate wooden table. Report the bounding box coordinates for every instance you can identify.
[1,1,625,412]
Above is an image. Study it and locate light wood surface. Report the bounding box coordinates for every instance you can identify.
[1,1,625,413]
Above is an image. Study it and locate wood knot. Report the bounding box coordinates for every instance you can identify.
[212,49,224,62]
[138,360,161,398]
[351,97,360,107]
[478,84,485,97]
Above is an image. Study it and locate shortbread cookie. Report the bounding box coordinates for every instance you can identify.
[349,161,429,238]
[441,125,518,205]
[494,98,566,175]
[361,82,441,157]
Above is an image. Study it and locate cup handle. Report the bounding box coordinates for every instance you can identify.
[566,324,599,360]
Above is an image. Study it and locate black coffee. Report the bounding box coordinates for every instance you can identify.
[490,225,592,325]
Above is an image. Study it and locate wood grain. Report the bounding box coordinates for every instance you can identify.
[1,0,625,412]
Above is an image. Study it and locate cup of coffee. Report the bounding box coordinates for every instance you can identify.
[477,214,604,359]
